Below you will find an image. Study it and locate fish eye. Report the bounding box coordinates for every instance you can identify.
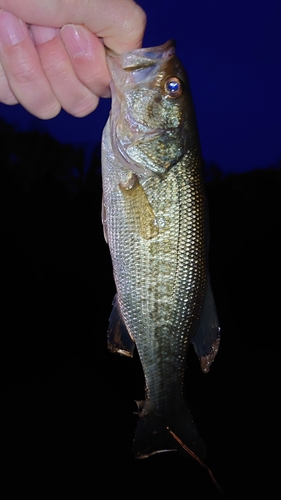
[163,77,183,98]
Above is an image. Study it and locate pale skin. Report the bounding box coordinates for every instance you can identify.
[0,0,146,118]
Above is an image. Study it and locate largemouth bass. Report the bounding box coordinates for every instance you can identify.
[101,40,220,460]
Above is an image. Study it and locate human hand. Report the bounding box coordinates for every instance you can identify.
[0,0,146,118]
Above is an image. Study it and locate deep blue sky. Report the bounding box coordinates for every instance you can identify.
[0,0,280,175]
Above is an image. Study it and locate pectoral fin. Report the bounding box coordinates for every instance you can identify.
[107,294,135,357]
[119,174,159,240]
[191,276,221,373]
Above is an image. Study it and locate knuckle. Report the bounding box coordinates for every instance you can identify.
[13,59,39,86]
[65,93,99,117]
[125,2,147,46]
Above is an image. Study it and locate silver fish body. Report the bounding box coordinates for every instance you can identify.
[101,41,220,459]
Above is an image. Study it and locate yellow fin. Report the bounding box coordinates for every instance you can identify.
[119,174,158,240]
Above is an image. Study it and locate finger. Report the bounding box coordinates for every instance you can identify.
[31,24,101,117]
[0,60,18,104]
[60,24,111,98]
[0,0,146,53]
[0,10,61,118]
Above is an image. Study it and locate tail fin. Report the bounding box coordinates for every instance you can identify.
[133,403,206,460]
[133,404,227,497]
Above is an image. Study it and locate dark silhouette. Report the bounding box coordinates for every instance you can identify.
[1,120,280,498]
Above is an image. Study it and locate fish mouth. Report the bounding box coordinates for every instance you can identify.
[107,39,176,72]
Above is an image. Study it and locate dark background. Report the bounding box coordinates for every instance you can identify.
[1,121,280,498]
[1,0,281,496]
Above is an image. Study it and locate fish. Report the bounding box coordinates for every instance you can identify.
[101,40,220,460]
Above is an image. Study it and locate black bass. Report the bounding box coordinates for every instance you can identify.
[101,40,220,460]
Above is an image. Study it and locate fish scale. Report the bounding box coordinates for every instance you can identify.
[102,40,220,459]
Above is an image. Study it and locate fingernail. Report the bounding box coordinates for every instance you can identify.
[0,11,26,46]
[60,24,91,58]
[30,25,59,45]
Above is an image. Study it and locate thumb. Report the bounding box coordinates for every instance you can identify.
[0,0,146,53]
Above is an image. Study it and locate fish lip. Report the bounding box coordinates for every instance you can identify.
[106,39,176,70]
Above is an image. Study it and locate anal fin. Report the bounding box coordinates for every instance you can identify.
[191,275,221,373]
[107,294,135,357]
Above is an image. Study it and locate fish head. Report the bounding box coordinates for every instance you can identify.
[107,40,199,177]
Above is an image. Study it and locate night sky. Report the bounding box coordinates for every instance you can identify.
[0,0,280,175]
